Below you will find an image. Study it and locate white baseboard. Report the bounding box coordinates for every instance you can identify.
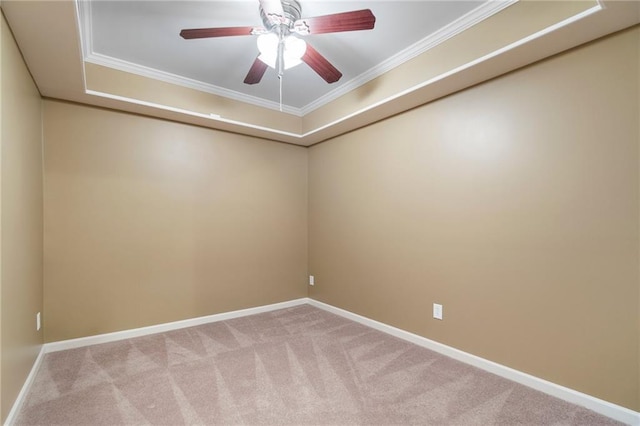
[306,298,640,426]
[44,298,308,353]
[5,298,309,425]
[4,345,46,426]
[7,297,639,426]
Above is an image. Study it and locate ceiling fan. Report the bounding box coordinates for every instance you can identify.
[179,0,376,85]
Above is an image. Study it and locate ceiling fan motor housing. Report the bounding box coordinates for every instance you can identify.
[260,0,302,33]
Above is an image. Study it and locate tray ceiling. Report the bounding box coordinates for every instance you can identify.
[2,0,639,145]
[79,1,500,115]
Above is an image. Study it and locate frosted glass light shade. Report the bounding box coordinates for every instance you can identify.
[257,33,306,70]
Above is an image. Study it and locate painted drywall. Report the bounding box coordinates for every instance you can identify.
[43,100,308,342]
[0,12,44,423]
[309,28,640,411]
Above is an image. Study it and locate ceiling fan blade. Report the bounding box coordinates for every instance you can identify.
[180,26,258,39]
[294,9,375,35]
[302,44,342,84]
[244,57,269,85]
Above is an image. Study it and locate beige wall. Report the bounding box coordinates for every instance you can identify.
[309,28,640,411]
[0,12,44,423]
[2,11,638,419]
[43,100,308,342]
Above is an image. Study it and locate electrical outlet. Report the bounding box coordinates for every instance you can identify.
[433,303,443,320]
[309,275,315,286]
[36,312,41,331]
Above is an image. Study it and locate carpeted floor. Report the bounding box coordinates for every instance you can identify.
[15,304,621,425]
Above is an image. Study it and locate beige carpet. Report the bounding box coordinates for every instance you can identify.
[15,304,621,425]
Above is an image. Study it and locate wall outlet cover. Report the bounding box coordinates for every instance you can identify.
[433,303,443,320]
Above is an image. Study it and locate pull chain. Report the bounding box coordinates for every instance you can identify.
[278,75,283,112]
[276,25,285,113]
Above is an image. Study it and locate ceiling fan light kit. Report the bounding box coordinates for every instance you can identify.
[179,0,376,90]
[257,33,306,70]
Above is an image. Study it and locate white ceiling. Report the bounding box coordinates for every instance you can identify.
[79,0,506,114]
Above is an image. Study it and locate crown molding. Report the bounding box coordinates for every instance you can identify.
[76,0,302,116]
[76,0,92,58]
[300,0,518,115]
[76,0,517,117]
[84,52,304,116]
[75,0,605,147]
